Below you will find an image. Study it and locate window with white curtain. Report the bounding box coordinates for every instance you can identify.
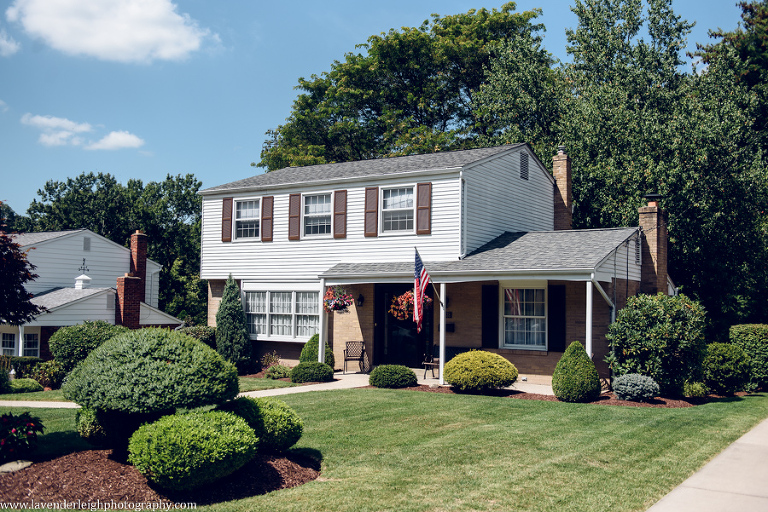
[244,290,319,340]
[381,187,414,232]
[503,288,546,348]
[304,194,332,236]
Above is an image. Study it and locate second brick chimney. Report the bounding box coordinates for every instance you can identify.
[639,195,669,295]
[116,273,142,329]
[130,230,148,304]
[553,146,573,230]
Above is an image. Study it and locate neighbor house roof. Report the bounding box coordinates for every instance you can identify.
[31,287,111,310]
[11,230,87,247]
[320,227,639,283]
[200,144,527,195]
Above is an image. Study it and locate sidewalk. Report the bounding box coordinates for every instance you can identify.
[645,416,768,512]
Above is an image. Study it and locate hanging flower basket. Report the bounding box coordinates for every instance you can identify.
[323,286,354,313]
[389,290,433,321]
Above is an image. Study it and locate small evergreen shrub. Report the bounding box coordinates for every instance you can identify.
[265,364,291,379]
[612,373,659,402]
[299,334,335,368]
[260,350,281,370]
[9,378,44,394]
[219,397,303,452]
[49,321,130,372]
[128,411,258,491]
[552,341,601,403]
[702,342,751,395]
[75,407,109,446]
[215,276,252,373]
[369,365,418,388]
[178,325,217,349]
[291,361,334,383]
[684,380,708,398]
[729,324,768,389]
[606,293,707,396]
[0,412,44,463]
[31,360,66,389]
[444,350,518,392]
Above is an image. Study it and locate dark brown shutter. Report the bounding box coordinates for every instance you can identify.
[416,182,432,235]
[261,195,273,242]
[334,190,347,239]
[481,284,499,348]
[288,193,301,240]
[547,285,566,352]
[364,187,378,237]
[221,197,233,242]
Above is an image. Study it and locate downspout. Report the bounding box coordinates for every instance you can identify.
[586,278,593,359]
[459,171,467,259]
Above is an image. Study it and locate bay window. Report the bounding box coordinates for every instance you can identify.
[244,289,319,340]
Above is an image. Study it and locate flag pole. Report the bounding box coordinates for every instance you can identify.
[415,247,444,308]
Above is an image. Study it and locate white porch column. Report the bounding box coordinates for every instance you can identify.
[439,282,446,385]
[585,278,593,359]
[318,279,326,364]
[17,325,24,357]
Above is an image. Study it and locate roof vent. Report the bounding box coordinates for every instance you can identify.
[75,274,92,290]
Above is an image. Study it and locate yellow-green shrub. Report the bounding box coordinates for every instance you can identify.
[444,350,518,392]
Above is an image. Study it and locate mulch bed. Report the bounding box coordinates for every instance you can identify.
[0,383,745,505]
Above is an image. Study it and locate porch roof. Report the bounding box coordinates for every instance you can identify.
[320,227,639,284]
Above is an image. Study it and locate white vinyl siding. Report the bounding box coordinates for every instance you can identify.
[244,289,319,341]
[235,199,260,239]
[381,187,414,233]
[304,194,332,236]
[1,333,15,356]
[594,231,642,283]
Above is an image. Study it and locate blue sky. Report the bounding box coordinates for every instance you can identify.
[0,0,745,216]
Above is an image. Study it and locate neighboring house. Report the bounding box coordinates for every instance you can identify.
[199,144,672,378]
[1,229,181,359]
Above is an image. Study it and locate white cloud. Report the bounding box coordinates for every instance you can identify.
[85,130,145,150]
[0,100,8,112]
[6,0,214,63]
[0,28,20,56]
[21,113,92,146]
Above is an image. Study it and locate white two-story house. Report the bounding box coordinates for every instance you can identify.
[200,144,670,378]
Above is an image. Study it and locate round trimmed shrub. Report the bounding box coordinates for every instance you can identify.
[606,293,707,396]
[299,334,335,368]
[291,361,334,383]
[444,350,518,392]
[128,410,259,491]
[684,381,708,398]
[31,360,66,389]
[702,342,751,395]
[75,407,109,446]
[265,364,291,379]
[369,365,417,388]
[729,324,768,389]
[612,373,659,402]
[220,397,304,453]
[49,321,130,372]
[552,341,601,403]
[9,378,44,394]
[178,325,217,349]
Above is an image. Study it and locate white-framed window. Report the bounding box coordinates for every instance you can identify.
[502,287,546,349]
[304,193,332,236]
[244,289,319,341]
[381,186,414,233]
[23,333,39,358]
[234,199,260,239]
[1,333,15,356]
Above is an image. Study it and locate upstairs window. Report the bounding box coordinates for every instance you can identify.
[235,199,259,239]
[382,187,414,233]
[304,194,332,236]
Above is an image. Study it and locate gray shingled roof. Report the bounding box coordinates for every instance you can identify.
[32,287,112,310]
[320,228,639,279]
[200,144,523,194]
[10,230,85,247]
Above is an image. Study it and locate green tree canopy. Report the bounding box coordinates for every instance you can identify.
[0,202,44,325]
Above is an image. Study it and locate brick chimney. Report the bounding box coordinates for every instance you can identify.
[553,145,572,230]
[639,194,669,295]
[130,230,147,303]
[116,273,142,329]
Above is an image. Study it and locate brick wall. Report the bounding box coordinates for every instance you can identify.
[129,230,148,303]
[639,205,668,294]
[552,147,573,231]
[207,279,226,326]
[116,273,142,329]
[329,284,374,371]
[430,281,490,349]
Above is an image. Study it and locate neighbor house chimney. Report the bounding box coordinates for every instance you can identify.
[639,194,668,295]
[553,146,572,230]
[116,273,142,329]
[130,230,147,303]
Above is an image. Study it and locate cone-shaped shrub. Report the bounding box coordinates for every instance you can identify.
[215,275,252,373]
[444,350,518,392]
[552,341,601,403]
[299,333,335,368]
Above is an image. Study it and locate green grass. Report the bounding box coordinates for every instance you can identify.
[238,376,297,392]
[3,390,768,512]
[0,388,66,401]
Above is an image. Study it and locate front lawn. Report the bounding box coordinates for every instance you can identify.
[2,390,767,512]
[238,376,297,392]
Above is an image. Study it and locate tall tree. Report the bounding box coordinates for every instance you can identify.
[0,202,44,325]
[256,2,543,171]
[25,172,207,325]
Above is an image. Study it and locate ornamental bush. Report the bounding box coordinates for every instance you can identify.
[444,350,518,392]
[606,293,707,396]
[31,360,66,389]
[49,321,130,372]
[612,373,660,402]
[219,397,304,452]
[9,378,44,394]
[369,365,418,388]
[128,411,259,491]
[729,324,768,389]
[552,341,601,403]
[215,276,252,373]
[260,350,281,370]
[5,357,43,379]
[299,334,335,368]
[291,361,334,383]
[75,407,109,447]
[0,412,45,463]
[684,380,708,398]
[178,325,217,350]
[702,342,752,395]
[265,364,291,379]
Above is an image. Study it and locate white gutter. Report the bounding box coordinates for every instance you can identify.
[459,171,467,259]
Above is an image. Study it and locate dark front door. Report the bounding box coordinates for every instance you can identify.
[374,283,432,368]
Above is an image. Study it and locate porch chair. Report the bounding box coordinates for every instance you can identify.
[422,351,440,379]
[343,341,366,374]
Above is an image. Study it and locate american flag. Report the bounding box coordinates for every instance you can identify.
[414,248,431,333]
